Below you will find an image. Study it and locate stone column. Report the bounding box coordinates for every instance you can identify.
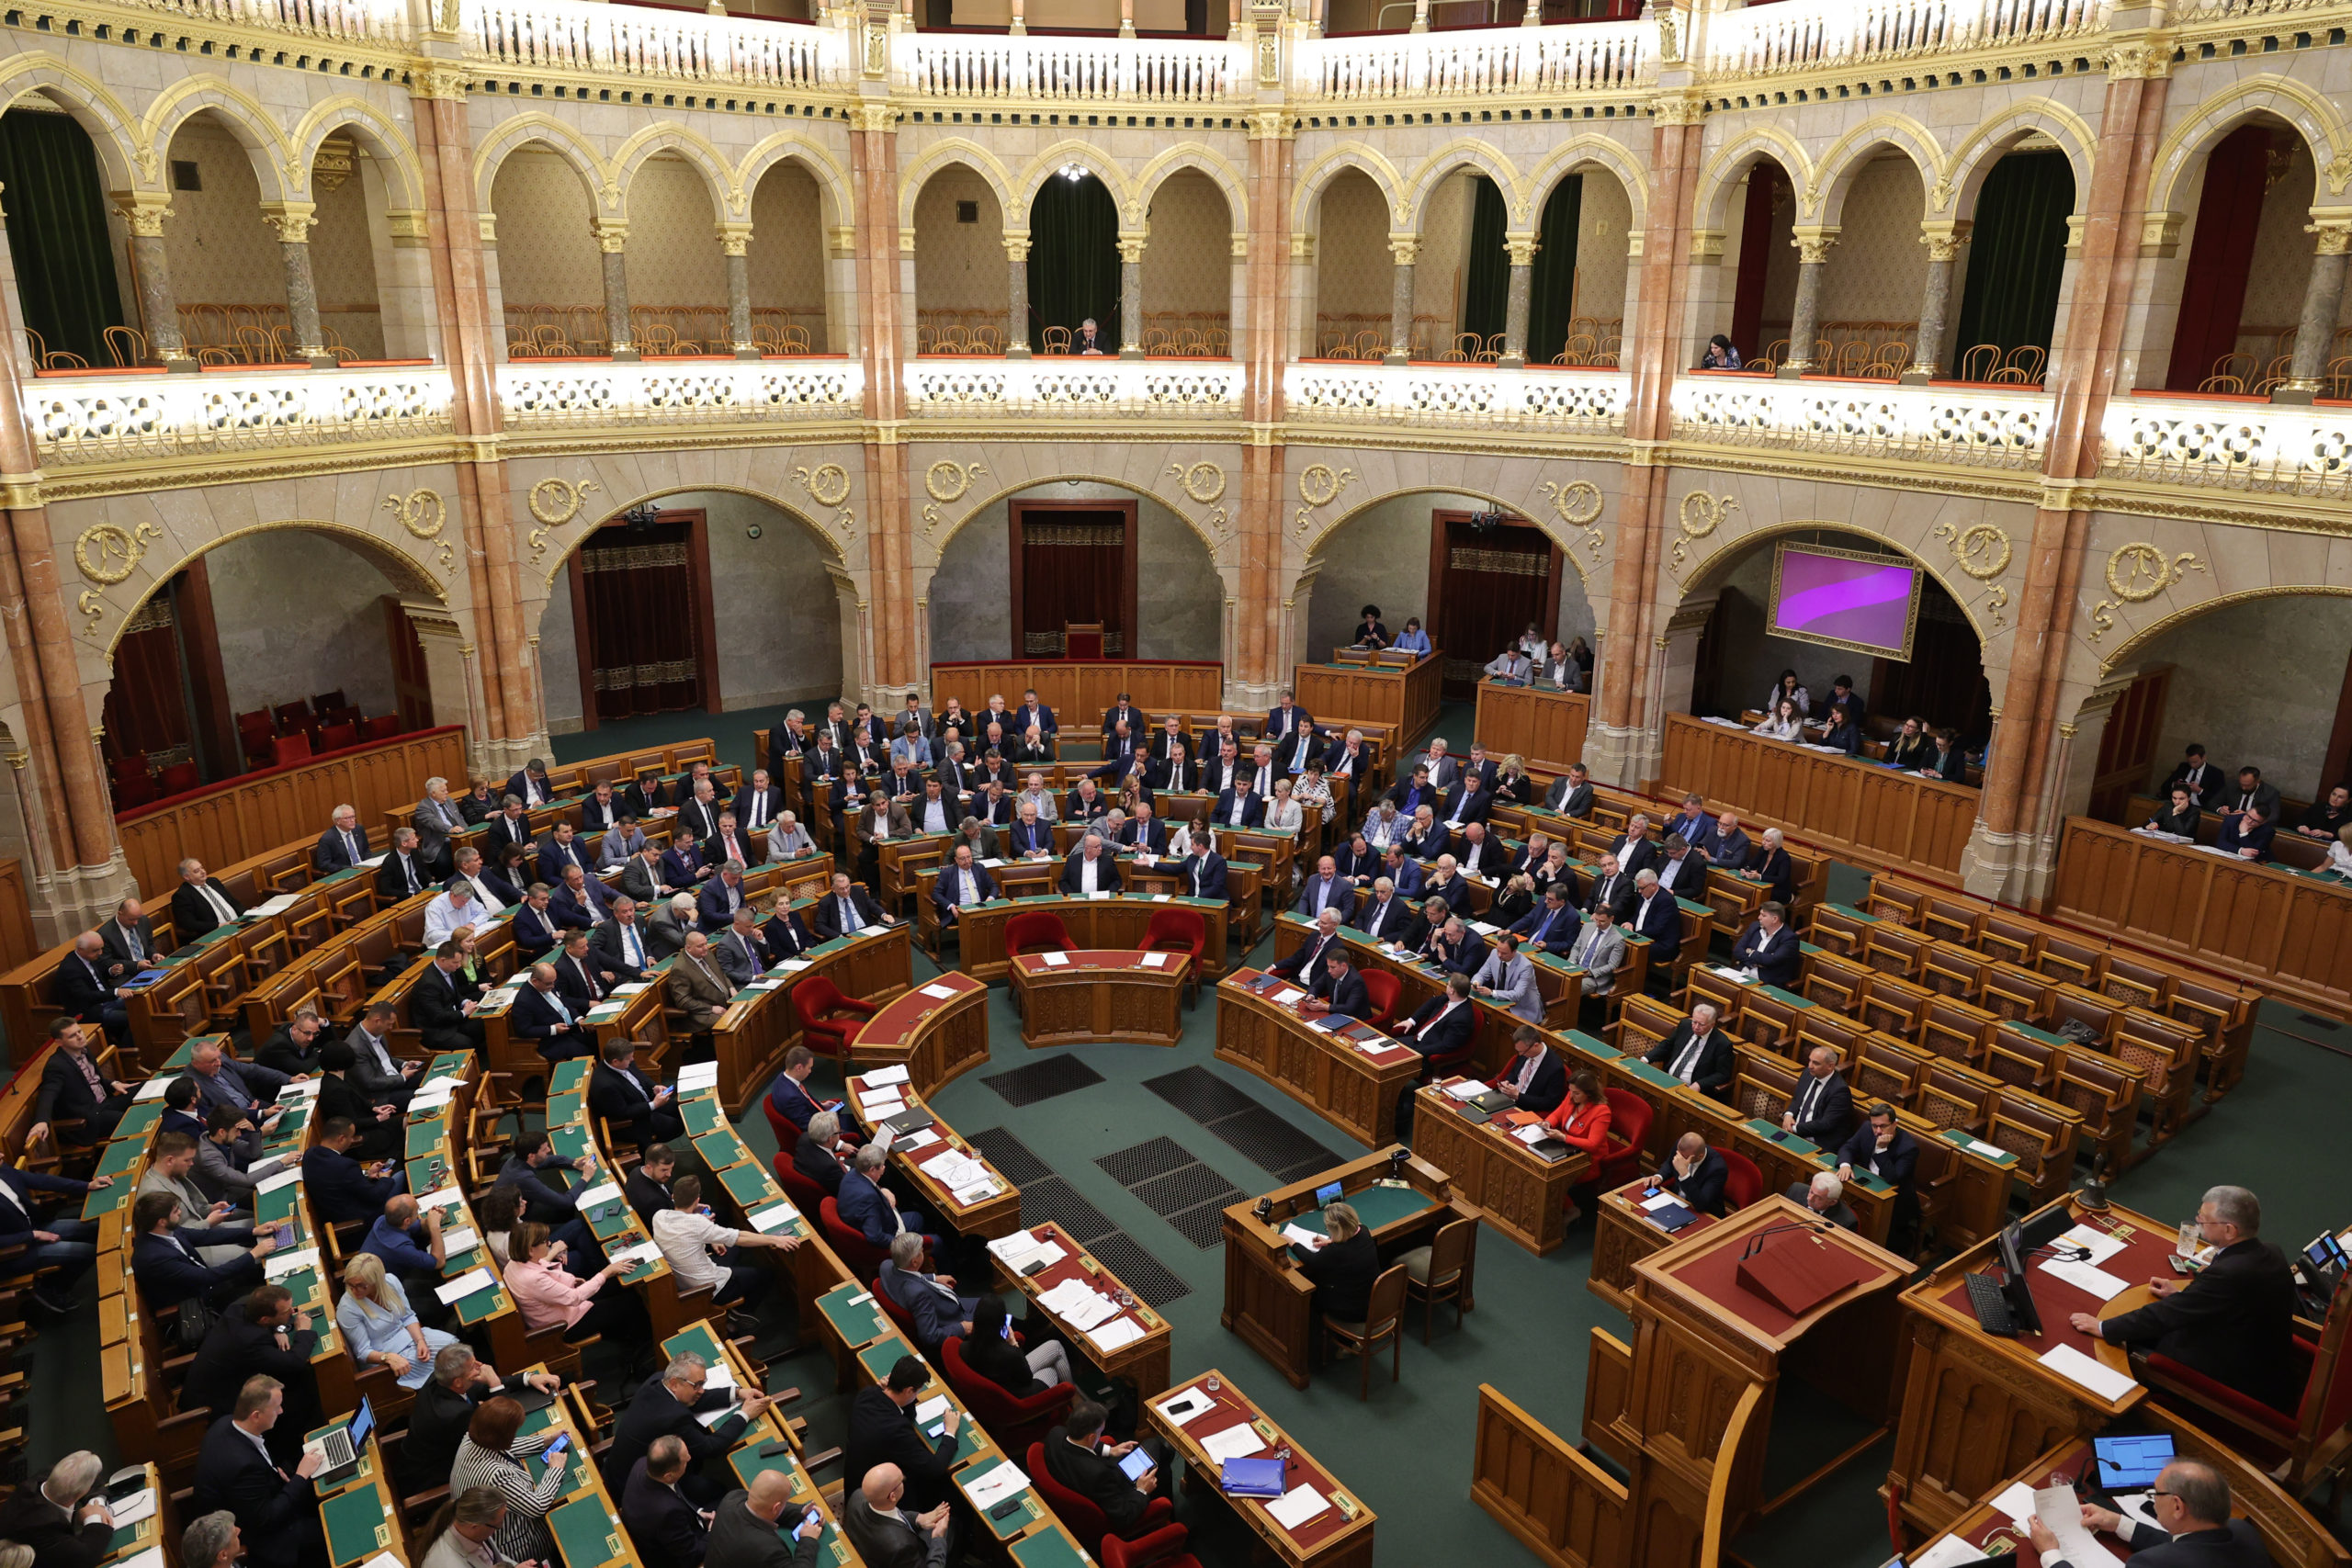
[2275,215,2352,403]
[1904,220,1968,383]
[117,194,195,370]
[1004,233,1032,357]
[1385,235,1417,364]
[718,224,757,358]
[1120,0,1134,34]
[1500,231,1538,367]
[849,93,918,694]
[262,204,339,367]
[1778,225,1837,378]
[1410,0,1428,28]
[595,221,638,361]
[1235,107,1297,707]
[1118,233,1147,359]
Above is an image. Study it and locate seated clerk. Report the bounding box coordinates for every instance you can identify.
[1291,1201,1380,1325]
[2028,1460,2270,1568]
[1393,972,1476,1059]
[2145,784,2201,838]
[1819,702,1864,756]
[1923,728,1970,784]
[1645,1002,1735,1094]
[1491,1025,1567,1118]
[1731,900,1803,987]
[2215,806,2276,862]
[1884,716,1934,770]
[1300,950,1370,1021]
[1649,1133,1730,1217]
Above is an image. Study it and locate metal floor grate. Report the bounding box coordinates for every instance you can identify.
[979,1053,1105,1109]
[1132,1164,1246,1220]
[1142,1066,1258,1123]
[1091,1136,1197,1189]
[1163,1200,1237,1251]
[963,1126,1054,1188]
[1208,1104,1346,1186]
[1082,1230,1193,1308]
[1017,1176,1117,1244]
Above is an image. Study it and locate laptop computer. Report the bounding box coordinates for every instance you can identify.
[307,1396,375,1489]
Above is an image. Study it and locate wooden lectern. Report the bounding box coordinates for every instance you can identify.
[1063,621,1105,658]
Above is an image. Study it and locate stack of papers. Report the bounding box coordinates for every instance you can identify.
[135,1077,177,1102]
[261,1244,322,1283]
[921,1150,989,1190]
[777,960,813,973]
[2037,1343,2139,1401]
[897,1127,942,1153]
[1442,1080,1487,1101]
[411,1082,459,1113]
[275,1078,323,1101]
[750,1201,800,1231]
[1152,1390,1213,1427]
[2039,1258,2130,1301]
[864,1093,906,1120]
[435,1268,497,1304]
[952,1178,1001,1206]
[1037,1277,1122,1331]
[676,1062,719,1092]
[960,1461,1029,1511]
[417,1184,466,1212]
[110,1490,159,1528]
[1139,952,1171,969]
[860,1066,911,1089]
[249,893,301,919]
[614,982,653,996]
[2034,1485,2125,1568]
[1272,987,1306,1007]
[1201,1426,1264,1461]
[988,1230,1069,1274]
[1089,1316,1146,1353]
[440,1225,480,1257]
[1279,1222,1324,1249]
[256,1168,305,1195]
[1267,1485,1329,1529]
[1040,952,1070,967]
[2054,1224,2128,1266]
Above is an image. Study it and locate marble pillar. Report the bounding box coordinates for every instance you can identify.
[1779,227,1837,378]
[117,197,193,368]
[1005,233,1032,357]
[1500,233,1538,367]
[721,226,756,358]
[597,222,638,360]
[265,206,338,367]
[1385,236,1417,364]
[2277,218,2352,402]
[1118,235,1146,359]
[1904,221,1967,383]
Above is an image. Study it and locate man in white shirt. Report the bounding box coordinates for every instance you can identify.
[650,1174,798,1311]
[1457,821,1498,878]
[1018,773,1058,823]
[765,812,815,861]
[735,769,783,831]
[916,779,956,835]
[424,880,488,949]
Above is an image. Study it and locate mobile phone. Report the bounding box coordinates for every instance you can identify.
[541,1435,570,1462]
[988,1498,1024,1521]
[1019,1259,1048,1278]
[756,1441,794,1458]
[1000,1316,1015,1340]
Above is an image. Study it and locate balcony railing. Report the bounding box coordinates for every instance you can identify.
[466,0,839,87]
[1670,375,2051,468]
[498,357,863,429]
[1285,361,1628,434]
[134,0,402,44]
[1706,0,2102,76]
[2104,395,2352,498]
[1295,19,1650,101]
[904,357,1244,415]
[27,366,452,465]
[899,30,1241,102]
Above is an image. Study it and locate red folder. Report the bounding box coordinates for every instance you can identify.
[1735,1231,1877,1317]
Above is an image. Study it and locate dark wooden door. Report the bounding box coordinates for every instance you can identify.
[1427,510,1560,700]
[570,511,720,728]
[2089,665,2172,822]
[1010,501,1136,658]
[383,596,434,732]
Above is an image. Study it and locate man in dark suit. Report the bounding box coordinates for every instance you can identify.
[173,858,248,944]
[1331,831,1381,885]
[1005,803,1055,859]
[1783,1171,1860,1231]
[708,1472,824,1568]
[1653,835,1709,905]
[2164,745,2222,808]
[1294,854,1351,919]
[191,1376,327,1568]
[128,1190,269,1311]
[626,1144,680,1225]
[590,1037,684,1150]
[481,796,535,863]
[453,846,521,911]
[311,806,369,876]
[53,931,128,1047]
[1213,784,1265,829]
[1303,949,1370,1020]
[28,1017,134,1146]
[622,1439,713,1568]
[1646,1003,1734,1093]
[1042,1398,1163,1541]
[931,844,998,930]
[764,1046,853,1142]
[513,962,594,1062]
[578,780,626,841]
[2214,767,2282,829]
[844,1357,961,1511]
[585,904,649,986]
[1176,840,1228,901]
[1102,694,1147,741]
[537,821,595,886]
[372,828,431,901]
[2031,1461,2269,1568]
[187,1038,290,1119]
[1510,884,1579,956]
[813,873,892,938]
[844,1464,950,1568]
[1117,800,1169,856]
[1322,729,1372,795]
[698,863,752,932]
[1394,973,1474,1059]
[1441,773,1493,829]
[1583,854,1637,924]
[0,1452,117,1567]
[179,1286,322,1441]
[1630,869,1681,964]
[96,897,160,978]
[0,1158,112,1312]
[603,1350,777,1494]
[505,758,555,807]
[1782,1045,1856,1146]
[676,782,729,845]
[791,1112,850,1197]
[2070,1185,2301,1413]
[1493,1026,1566,1118]
[1732,901,1802,987]
[1837,1101,1921,1250]
[1608,815,1659,879]
[300,1118,402,1224]
[2215,807,2276,862]
[510,886,563,960]
[1058,835,1122,895]
[1354,877,1422,948]
[1271,909,1346,982]
[734,770,786,833]
[1651,1134,1730,1216]
[1544,764,1594,818]
[410,943,486,1055]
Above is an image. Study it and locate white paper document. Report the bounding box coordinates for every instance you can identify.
[135,1077,177,1102]
[863,1096,906,1120]
[275,1078,323,1100]
[1153,1391,1213,1427]
[1272,987,1306,1007]
[256,1168,305,1195]
[776,960,813,973]
[914,1395,951,1424]
[960,1461,1029,1511]
[1988,1481,2039,1522]
[861,1065,911,1088]
[2053,1224,2128,1267]
[574,1181,622,1210]
[435,1267,497,1303]
[109,1490,159,1528]
[1963,1137,2011,1160]
[750,1201,800,1232]
[987,1229,1039,1259]
[2037,1343,2139,1402]
[439,1225,480,1257]
[1906,1535,1996,1568]
[1199,1425,1265,1461]
[1139,952,1170,968]
[919,983,961,1000]
[2035,1485,2124,1568]
[676,1062,719,1091]
[1267,1485,1329,1530]
[264,1246,322,1280]
[1089,1316,1146,1354]
[921,1151,988,1189]
[418,1184,466,1211]
[613,1240,664,1270]
[1442,1079,1487,1101]
[1041,952,1070,967]
[1639,1190,1681,1213]
[1278,1222,1324,1250]
[614,982,653,997]
[2040,1258,2131,1301]
[952,1179,1001,1206]
[249,893,300,918]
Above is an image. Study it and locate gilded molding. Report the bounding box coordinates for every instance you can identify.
[412,64,476,100]
[260,204,318,244]
[1648,93,1706,126]
[2104,38,2175,78]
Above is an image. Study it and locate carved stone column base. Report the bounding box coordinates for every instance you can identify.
[1775,362,1808,380]
[1005,344,1032,360]
[1583,720,1657,792]
[28,853,141,948]
[1898,367,1935,385]
[734,344,762,361]
[1120,345,1145,361]
[1383,348,1408,366]
[2269,382,2319,404]
[610,348,642,364]
[305,353,341,369]
[1960,819,2061,908]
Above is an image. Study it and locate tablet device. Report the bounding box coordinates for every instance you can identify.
[1118,1448,1155,1482]
[2093,1433,2174,1491]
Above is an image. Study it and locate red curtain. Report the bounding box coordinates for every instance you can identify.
[1436,519,1553,697]
[2164,125,2272,391]
[579,521,702,720]
[1729,167,1782,365]
[102,594,192,766]
[1017,511,1128,657]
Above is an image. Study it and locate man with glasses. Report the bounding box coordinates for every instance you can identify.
[2028,1458,2267,1568]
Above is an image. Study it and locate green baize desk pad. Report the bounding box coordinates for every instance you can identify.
[1289,1181,1435,1235]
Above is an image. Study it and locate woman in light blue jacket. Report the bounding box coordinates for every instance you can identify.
[337,1250,458,1389]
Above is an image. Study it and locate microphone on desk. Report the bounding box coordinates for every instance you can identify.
[1739,1219,1834,1261]
[1253,1198,1274,1224]
[2075,1150,2112,1213]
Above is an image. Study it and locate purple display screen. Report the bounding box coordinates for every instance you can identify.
[1770,546,1919,660]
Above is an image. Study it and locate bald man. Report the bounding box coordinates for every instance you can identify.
[842,1463,951,1568]
[706,1467,822,1568]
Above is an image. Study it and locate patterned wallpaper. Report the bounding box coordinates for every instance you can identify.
[1826,152,1929,322]
[1317,170,1392,324]
[160,119,289,307]
[912,165,1008,314]
[1415,170,1475,343]
[2233,141,2352,346]
[1139,168,1233,318]
[491,150,602,306]
[1572,172,1631,326]
[313,156,385,358]
[747,160,831,321]
[623,154,728,306]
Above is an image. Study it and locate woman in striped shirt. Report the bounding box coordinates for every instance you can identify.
[448,1398,567,1562]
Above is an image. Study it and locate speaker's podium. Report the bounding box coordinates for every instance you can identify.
[1587,1196,1912,1563]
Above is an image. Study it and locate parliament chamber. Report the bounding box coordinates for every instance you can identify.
[4,0,2352,1562]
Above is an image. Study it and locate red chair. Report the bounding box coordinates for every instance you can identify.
[271,731,312,766]
[792,976,876,1058]
[271,700,311,734]
[364,714,401,740]
[820,1196,888,1281]
[310,689,348,714]
[1006,910,1076,958]
[772,1153,828,1214]
[107,754,150,786]
[2144,1283,2351,1493]
[111,774,159,810]
[942,1336,1072,1453]
[1028,1441,1174,1556]
[157,761,200,795]
[318,721,359,751]
[762,1096,802,1158]
[1596,1088,1651,1190]
[1719,1146,1763,1211]
[1102,1523,1202,1568]
[1136,907,1207,1006]
[1358,969,1400,1030]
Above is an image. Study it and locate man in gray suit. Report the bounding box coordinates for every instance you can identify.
[1564,906,1628,1004]
[413,777,469,876]
[345,1001,421,1108]
[714,907,766,987]
[648,893,699,959]
[765,812,817,862]
[842,1463,950,1568]
[620,842,673,905]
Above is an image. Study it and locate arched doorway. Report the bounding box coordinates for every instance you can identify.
[0,103,129,367]
[910,161,1009,355]
[1027,169,1121,354]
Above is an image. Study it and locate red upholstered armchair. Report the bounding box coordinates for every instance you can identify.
[1719,1146,1763,1211]
[1597,1088,1651,1189]
[761,1095,802,1157]
[1136,907,1207,1007]
[1028,1441,1175,1557]
[1358,969,1400,1030]
[792,976,875,1058]
[2144,1283,2352,1495]
[820,1195,889,1281]
[1007,911,1077,958]
[1102,1524,1203,1568]
[943,1336,1073,1453]
[772,1153,828,1214]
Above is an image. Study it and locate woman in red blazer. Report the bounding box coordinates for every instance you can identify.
[1544,1069,1614,1222]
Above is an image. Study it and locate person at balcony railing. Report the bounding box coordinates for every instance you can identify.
[1699,333,1743,371]
[1763,669,1810,718]
[1819,702,1864,757]
[1485,646,1533,686]
[1917,728,1971,786]
[1392,616,1431,655]
[1077,319,1105,356]
[1753,698,1804,742]
[1883,716,1934,771]
[1353,605,1392,649]
[2215,807,2276,863]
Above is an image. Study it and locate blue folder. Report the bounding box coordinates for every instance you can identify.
[1220,1456,1285,1497]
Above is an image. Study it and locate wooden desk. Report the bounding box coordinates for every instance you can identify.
[1407,1077,1590,1256]
[1012,949,1187,1047]
[1294,653,1442,756]
[844,1068,1020,1239]
[1589,1175,1719,1315]
[1220,1148,1476,1389]
[929,660,1226,725]
[846,972,991,1097]
[990,1221,1174,1397]
[306,1420,412,1568]
[1660,712,1980,881]
[706,918,912,1113]
[1145,1370,1375,1568]
[922,879,1233,984]
[1887,1195,2178,1536]
[1268,910,1587,1043]
[1473,680,1590,777]
[2049,815,2352,1016]
[1215,968,1428,1148]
